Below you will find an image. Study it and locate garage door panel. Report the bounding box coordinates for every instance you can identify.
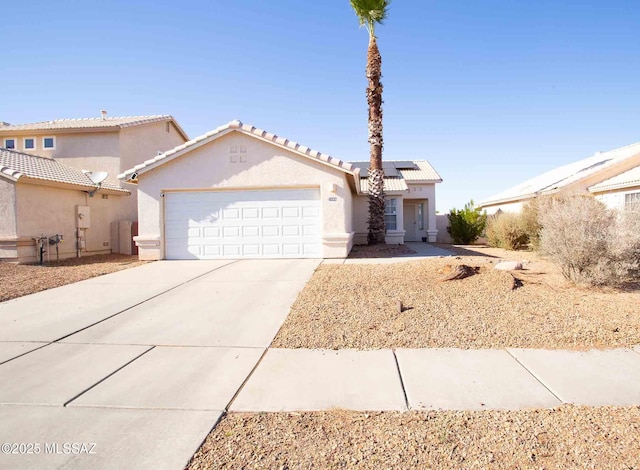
[262,226,279,237]
[262,208,280,218]
[165,189,321,259]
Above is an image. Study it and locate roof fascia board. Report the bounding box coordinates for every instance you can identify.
[18,176,129,194]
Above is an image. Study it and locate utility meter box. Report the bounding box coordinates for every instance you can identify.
[76,205,91,229]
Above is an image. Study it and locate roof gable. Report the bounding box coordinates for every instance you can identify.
[0,148,128,194]
[479,142,640,206]
[118,120,359,181]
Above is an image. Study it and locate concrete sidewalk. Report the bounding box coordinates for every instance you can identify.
[231,347,640,412]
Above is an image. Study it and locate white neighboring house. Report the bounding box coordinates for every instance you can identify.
[478,142,640,214]
[588,165,640,210]
[119,120,443,260]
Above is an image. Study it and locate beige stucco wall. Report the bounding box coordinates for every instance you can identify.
[119,121,186,173]
[117,121,188,221]
[135,131,354,259]
[12,182,128,262]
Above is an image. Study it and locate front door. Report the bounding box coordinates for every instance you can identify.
[403,203,417,241]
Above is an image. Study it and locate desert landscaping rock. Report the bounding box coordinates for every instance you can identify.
[188,406,640,469]
[272,247,640,350]
[494,260,523,270]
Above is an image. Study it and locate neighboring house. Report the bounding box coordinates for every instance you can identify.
[0,148,130,263]
[0,113,188,222]
[478,142,640,214]
[119,120,442,260]
[588,165,640,210]
[0,113,188,262]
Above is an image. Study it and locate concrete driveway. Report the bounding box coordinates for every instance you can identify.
[0,258,319,470]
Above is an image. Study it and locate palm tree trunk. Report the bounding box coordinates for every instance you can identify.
[366,35,385,244]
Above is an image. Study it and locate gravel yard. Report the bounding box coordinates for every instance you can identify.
[188,406,640,469]
[0,254,148,302]
[348,243,416,258]
[272,246,640,350]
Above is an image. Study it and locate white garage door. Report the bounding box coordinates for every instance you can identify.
[164,189,322,259]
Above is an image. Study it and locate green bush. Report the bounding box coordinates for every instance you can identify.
[486,212,529,250]
[447,200,487,244]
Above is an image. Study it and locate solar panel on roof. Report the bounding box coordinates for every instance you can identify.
[392,161,419,170]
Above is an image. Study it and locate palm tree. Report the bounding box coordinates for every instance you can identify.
[350,0,390,244]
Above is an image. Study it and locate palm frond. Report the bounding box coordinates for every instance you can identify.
[349,0,391,34]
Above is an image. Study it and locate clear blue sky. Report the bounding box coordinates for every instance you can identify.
[3,0,640,212]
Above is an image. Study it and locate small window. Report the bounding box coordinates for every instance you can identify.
[384,198,397,230]
[165,122,170,133]
[43,137,55,149]
[24,138,35,150]
[3,138,16,149]
[625,192,640,208]
[418,203,425,230]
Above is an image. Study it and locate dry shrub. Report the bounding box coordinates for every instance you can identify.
[486,212,529,250]
[520,198,542,249]
[539,194,640,286]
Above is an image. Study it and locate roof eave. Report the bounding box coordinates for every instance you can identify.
[18,176,129,195]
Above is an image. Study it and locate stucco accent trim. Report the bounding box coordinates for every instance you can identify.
[133,235,161,247]
[322,232,355,259]
[0,237,34,247]
[385,230,406,245]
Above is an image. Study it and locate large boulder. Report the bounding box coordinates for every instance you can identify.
[495,261,523,271]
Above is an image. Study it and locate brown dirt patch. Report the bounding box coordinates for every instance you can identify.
[272,247,640,350]
[348,244,416,258]
[188,406,640,469]
[0,254,148,302]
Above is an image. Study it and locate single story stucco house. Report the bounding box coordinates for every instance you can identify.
[478,141,640,214]
[0,148,130,263]
[119,120,442,260]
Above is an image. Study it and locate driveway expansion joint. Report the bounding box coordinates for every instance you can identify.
[63,346,156,407]
[51,260,242,345]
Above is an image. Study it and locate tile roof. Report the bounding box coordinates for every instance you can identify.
[0,115,188,139]
[351,160,442,194]
[359,177,409,193]
[119,120,359,181]
[479,141,640,206]
[350,160,442,181]
[589,165,640,192]
[0,148,129,194]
